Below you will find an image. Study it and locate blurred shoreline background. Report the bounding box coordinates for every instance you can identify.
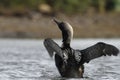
[0,0,120,39]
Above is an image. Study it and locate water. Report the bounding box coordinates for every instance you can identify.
[0,39,120,80]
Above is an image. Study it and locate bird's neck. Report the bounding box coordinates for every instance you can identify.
[62,43,71,49]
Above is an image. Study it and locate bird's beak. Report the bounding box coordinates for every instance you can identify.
[53,18,61,25]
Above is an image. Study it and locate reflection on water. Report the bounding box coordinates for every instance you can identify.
[0,39,119,80]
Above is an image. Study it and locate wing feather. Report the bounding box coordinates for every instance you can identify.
[80,42,119,64]
[44,38,64,59]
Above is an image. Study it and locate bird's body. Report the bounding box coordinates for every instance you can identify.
[44,18,119,78]
[55,48,84,78]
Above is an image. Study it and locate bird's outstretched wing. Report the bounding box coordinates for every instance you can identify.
[44,38,64,59]
[80,42,119,64]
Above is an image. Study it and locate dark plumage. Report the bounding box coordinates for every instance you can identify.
[44,19,119,78]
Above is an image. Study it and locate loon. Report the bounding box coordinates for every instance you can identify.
[44,18,119,78]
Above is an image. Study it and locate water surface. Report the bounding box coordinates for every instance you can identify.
[0,39,120,80]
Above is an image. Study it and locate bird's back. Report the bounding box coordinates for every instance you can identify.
[55,48,84,78]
